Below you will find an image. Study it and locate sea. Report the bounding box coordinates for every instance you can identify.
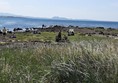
[0,16,118,31]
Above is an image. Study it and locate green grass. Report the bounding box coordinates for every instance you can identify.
[15,32,56,42]
[13,32,110,43]
[0,38,118,83]
[0,32,118,83]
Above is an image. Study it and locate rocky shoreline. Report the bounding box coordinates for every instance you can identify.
[0,25,118,46]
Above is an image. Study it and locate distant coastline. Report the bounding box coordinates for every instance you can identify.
[0,15,118,30]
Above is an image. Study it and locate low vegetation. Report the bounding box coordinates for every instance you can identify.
[0,26,118,83]
[0,37,118,83]
[0,31,111,44]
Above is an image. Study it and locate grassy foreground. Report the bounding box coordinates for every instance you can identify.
[0,38,118,83]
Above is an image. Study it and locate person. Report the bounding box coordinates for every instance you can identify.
[2,27,7,36]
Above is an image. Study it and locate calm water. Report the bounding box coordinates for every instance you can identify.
[0,16,118,30]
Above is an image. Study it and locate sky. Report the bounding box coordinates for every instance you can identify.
[0,0,118,21]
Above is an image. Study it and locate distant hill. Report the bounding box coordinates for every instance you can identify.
[52,16,69,20]
[0,13,93,21]
[0,13,118,29]
[0,13,18,17]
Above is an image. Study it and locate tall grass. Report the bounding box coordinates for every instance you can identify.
[0,39,118,83]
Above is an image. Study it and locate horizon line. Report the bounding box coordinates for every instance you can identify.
[0,12,118,22]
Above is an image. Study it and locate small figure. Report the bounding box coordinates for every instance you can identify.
[2,27,7,36]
